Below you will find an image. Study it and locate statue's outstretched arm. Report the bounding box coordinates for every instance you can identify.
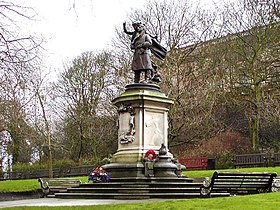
[123,22,134,35]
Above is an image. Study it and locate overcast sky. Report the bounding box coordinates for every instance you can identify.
[19,0,147,74]
[15,0,221,75]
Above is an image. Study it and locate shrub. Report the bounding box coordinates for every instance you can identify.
[11,159,76,172]
[172,131,252,169]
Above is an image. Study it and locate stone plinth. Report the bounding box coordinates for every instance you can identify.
[103,83,178,178]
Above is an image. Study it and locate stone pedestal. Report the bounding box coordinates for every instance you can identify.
[103,83,178,178]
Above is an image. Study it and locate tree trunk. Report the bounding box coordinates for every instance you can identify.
[251,83,261,152]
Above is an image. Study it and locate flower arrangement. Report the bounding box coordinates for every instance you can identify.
[144,150,157,161]
[88,167,110,183]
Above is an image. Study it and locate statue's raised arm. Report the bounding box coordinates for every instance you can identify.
[123,22,133,36]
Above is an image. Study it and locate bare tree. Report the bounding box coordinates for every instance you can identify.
[215,0,280,151]
[0,1,44,168]
[0,1,42,71]
[30,73,54,177]
[53,51,118,163]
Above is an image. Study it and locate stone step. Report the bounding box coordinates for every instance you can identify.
[51,176,230,199]
[109,177,194,183]
[52,178,205,199]
[67,187,201,193]
[54,192,230,199]
[54,192,202,199]
[54,181,204,199]
[79,182,202,188]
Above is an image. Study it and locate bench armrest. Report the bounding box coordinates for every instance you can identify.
[38,178,50,197]
[200,177,212,196]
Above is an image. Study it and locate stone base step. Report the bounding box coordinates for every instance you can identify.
[67,187,201,193]
[54,192,201,199]
[49,176,230,199]
[79,182,202,188]
[54,192,230,199]
[108,177,194,183]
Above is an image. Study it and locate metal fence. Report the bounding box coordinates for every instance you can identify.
[1,165,95,181]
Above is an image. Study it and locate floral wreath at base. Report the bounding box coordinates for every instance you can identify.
[144,150,157,161]
[88,167,110,183]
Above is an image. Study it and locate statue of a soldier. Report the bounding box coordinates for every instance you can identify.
[123,21,167,84]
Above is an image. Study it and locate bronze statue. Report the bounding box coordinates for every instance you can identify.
[123,22,167,84]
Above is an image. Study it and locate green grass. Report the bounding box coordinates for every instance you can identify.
[184,166,280,178]
[1,167,280,209]
[2,192,280,210]
[0,176,89,192]
[0,167,279,192]
[0,179,39,192]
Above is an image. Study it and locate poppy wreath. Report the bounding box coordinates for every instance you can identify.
[88,167,110,183]
[144,149,157,161]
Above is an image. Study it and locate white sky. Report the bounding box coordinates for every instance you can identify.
[15,0,221,75]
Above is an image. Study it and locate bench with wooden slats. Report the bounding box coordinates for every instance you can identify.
[272,153,280,167]
[232,153,268,168]
[179,157,209,170]
[200,171,277,197]
[38,178,82,197]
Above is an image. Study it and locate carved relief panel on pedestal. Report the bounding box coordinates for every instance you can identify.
[117,105,136,144]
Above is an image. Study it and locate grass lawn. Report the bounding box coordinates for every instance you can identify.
[185,166,280,178]
[0,176,89,192]
[1,192,280,209]
[0,167,279,192]
[0,167,279,209]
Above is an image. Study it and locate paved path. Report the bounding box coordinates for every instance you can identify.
[0,198,164,208]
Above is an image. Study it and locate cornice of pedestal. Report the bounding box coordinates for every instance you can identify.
[112,83,174,106]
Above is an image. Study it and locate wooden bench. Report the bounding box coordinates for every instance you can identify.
[271,176,280,192]
[38,178,82,197]
[272,153,280,167]
[200,171,277,197]
[179,157,208,170]
[232,153,268,168]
